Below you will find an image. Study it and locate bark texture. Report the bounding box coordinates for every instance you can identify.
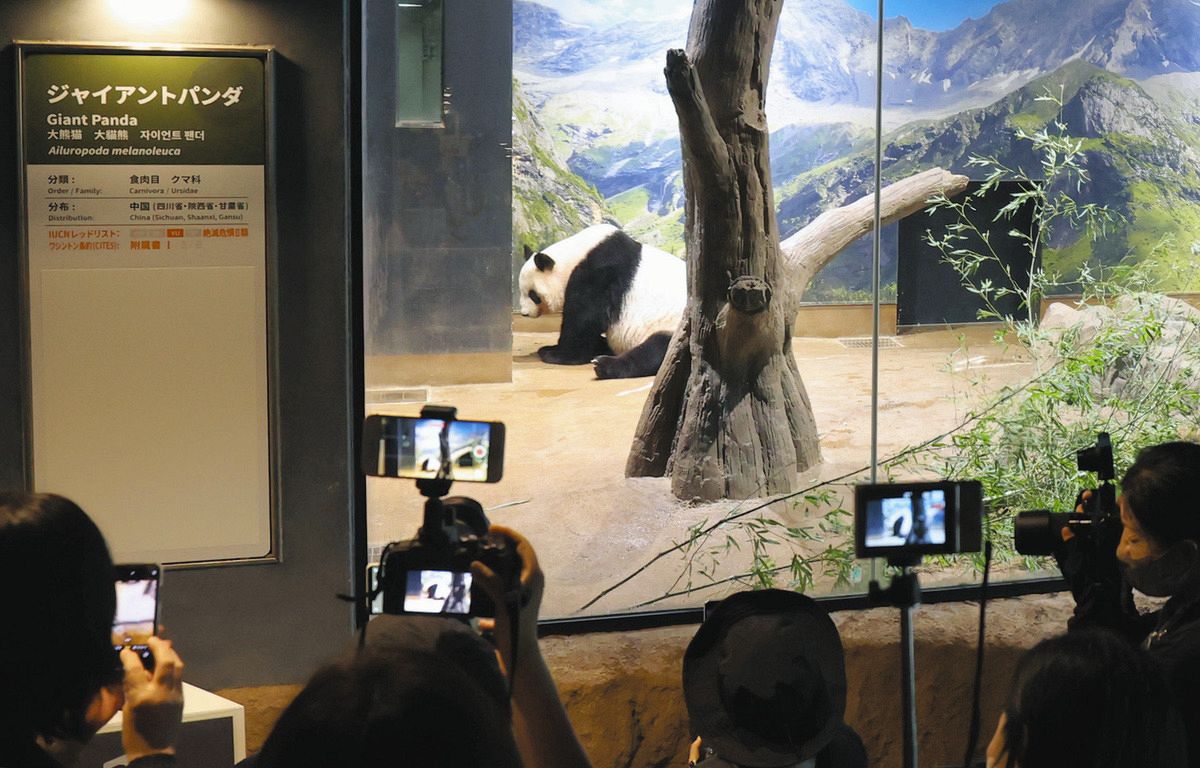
[625,0,968,501]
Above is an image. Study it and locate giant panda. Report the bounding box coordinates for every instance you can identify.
[519,224,686,379]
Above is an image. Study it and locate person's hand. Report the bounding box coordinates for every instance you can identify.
[120,636,184,759]
[688,736,704,766]
[986,713,1009,768]
[473,525,543,677]
[1061,489,1092,542]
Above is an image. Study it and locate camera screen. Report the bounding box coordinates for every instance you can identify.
[113,577,157,648]
[863,489,948,549]
[403,570,472,615]
[377,417,496,483]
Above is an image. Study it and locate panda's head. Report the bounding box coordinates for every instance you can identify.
[518,246,561,317]
[517,224,619,317]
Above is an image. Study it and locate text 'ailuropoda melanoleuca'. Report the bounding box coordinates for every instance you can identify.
[519,224,686,379]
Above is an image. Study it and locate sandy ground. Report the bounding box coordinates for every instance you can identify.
[367,326,1035,618]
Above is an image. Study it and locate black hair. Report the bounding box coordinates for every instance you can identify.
[1121,441,1200,546]
[254,646,522,768]
[0,492,121,744]
[1001,630,1184,768]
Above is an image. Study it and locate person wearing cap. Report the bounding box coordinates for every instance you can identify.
[1059,442,1200,766]
[682,589,867,768]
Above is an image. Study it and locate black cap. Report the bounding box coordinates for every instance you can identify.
[683,590,847,767]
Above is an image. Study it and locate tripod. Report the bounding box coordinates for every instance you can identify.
[869,556,922,768]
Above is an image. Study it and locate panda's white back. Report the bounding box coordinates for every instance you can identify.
[608,244,687,354]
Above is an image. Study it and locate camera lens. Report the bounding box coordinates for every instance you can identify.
[1013,510,1064,556]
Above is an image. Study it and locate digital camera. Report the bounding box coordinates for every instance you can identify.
[1013,432,1118,556]
[362,409,519,620]
[854,479,983,560]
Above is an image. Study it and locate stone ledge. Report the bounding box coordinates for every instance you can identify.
[540,592,1074,768]
[218,592,1074,766]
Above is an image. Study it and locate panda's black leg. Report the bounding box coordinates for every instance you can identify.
[538,341,604,365]
[538,274,613,365]
[593,332,672,379]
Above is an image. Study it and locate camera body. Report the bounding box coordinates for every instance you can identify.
[378,498,519,618]
[1013,433,1118,556]
[854,480,983,561]
[363,406,519,621]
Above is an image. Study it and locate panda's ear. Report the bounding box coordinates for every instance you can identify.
[523,244,534,261]
[533,252,555,272]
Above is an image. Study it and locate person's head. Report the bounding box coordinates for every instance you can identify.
[0,492,121,745]
[1116,441,1200,563]
[988,630,1184,768]
[683,589,849,768]
[254,615,521,768]
[1112,442,1200,597]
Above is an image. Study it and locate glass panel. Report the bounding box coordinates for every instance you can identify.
[394,0,443,126]
[508,0,883,615]
[366,0,1200,620]
[871,0,1200,589]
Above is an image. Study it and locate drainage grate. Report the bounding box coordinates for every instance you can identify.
[837,336,904,350]
[365,387,429,404]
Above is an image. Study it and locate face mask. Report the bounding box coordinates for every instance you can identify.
[1121,540,1200,597]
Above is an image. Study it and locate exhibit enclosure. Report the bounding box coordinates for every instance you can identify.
[364,0,1200,619]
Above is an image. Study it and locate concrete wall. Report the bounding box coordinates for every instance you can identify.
[362,0,514,387]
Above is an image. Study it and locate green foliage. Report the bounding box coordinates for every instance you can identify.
[898,87,1200,564]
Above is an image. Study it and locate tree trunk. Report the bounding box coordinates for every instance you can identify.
[620,0,805,501]
[624,0,969,501]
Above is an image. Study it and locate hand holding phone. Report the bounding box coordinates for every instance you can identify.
[120,635,184,760]
[113,564,161,671]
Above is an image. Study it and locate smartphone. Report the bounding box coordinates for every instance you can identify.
[113,564,160,670]
[362,414,505,483]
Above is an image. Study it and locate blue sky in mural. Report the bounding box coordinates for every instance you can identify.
[552,0,1008,30]
[843,0,1005,30]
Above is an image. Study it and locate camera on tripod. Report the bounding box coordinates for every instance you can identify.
[1012,432,1117,556]
[854,480,983,563]
[361,406,519,619]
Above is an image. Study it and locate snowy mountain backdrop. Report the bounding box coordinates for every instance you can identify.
[513,0,1200,298]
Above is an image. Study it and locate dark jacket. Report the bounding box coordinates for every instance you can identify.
[0,739,177,768]
[1067,560,1200,767]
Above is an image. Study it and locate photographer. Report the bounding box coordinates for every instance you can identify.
[250,525,592,768]
[0,492,185,768]
[1059,441,1200,764]
[475,525,593,768]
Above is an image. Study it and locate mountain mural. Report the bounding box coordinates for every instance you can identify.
[512,0,1200,296]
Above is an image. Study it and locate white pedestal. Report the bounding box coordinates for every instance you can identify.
[77,683,246,768]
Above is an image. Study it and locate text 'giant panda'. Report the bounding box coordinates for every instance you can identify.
[519,224,686,379]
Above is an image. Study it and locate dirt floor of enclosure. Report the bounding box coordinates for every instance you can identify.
[366,325,1036,618]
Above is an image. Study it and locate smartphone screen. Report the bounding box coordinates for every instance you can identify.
[363,415,505,483]
[113,564,160,670]
[402,569,472,615]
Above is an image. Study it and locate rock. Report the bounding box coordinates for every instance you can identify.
[541,592,1075,768]
[1036,293,1200,395]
